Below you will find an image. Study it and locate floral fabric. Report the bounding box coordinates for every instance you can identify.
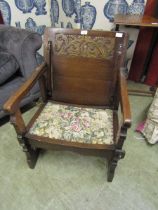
[29,102,114,145]
[142,89,158,144]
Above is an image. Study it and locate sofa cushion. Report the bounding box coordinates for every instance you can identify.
[0,51,19,85]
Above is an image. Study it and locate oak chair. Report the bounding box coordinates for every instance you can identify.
[4,28,131,182]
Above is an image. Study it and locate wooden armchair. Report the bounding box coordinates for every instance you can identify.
[4,28,131,182]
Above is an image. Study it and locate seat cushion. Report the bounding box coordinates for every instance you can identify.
[29,102,114,145]
[0,51,19,85]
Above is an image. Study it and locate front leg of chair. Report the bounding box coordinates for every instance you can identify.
[10,109,39,168]
[107,124,128,182]
[107,149,125,182]
[16,135,39,169]
[18,136,39,169]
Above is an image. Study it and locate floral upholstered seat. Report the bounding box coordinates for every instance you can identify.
[29,102,114,145]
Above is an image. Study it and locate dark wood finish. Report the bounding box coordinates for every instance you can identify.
[10,109,26,135]
[144,0,158,18]
[4,28,131,182]
[128,89,154,97]
[118,71,131,127]
[9,109,39,169]
[128,28,155,82]
[125,12,158,83]
[145,38,158,86]
[115,1,158,86]
[114,14,158,82]
[38,75,47,102]
[26,103,46,132]
[114,14,158,27]
[25,140,113,158]
[143,0,158,87]
[0,10,4,24]
[114,13,158,95]
[26,133,115,150]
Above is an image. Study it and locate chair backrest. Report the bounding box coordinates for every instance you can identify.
[43,28,128,107]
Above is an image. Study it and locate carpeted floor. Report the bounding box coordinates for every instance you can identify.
[0,84,158,210]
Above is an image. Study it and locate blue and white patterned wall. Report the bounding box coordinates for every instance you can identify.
[0,0,51,35]
[57,0,147,30]
[0,0,147,30]
[0,0,147,69]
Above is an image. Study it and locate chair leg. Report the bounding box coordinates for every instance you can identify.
[17,135,39,168]
[24,146,39,169]
[107,160,117,182]
[107,149,125,182]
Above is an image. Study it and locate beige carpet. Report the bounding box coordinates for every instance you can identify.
[0,87,158,210]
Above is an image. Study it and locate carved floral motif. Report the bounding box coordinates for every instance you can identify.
[54,34,115,59]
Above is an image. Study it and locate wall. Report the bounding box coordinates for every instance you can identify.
[0,0,147,71]
[0,0,51,34]
[55,0,147,30]
[0,0,147,30]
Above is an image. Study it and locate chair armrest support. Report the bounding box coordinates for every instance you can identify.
[10,109,26,135]
[118,71,132,128]
[3,62,47,114]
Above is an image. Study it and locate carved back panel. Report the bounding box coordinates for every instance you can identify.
[53,33,114,59]
[44,28,128,106]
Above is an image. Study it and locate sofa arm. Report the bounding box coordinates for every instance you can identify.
[0,25,42,79]
[3,62,47,114]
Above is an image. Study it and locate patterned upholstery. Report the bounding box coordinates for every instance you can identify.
[29,102,114,145]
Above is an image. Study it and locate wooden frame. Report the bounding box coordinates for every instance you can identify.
[0,10,4,24]
[4,28,131,182]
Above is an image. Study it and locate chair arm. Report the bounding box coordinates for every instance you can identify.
[118,71,132,128]
[3,62,47,114]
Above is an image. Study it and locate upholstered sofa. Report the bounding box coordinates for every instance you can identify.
[0,25,42,119]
